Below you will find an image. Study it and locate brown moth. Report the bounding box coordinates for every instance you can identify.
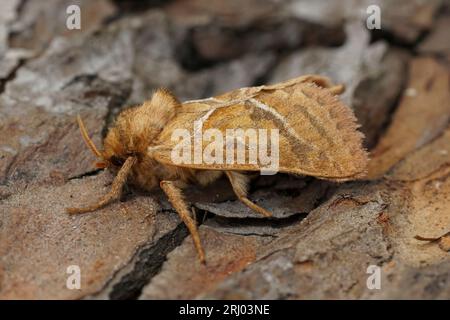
[67,75,368,263]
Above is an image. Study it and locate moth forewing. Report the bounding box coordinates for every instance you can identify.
[154,76,368,180]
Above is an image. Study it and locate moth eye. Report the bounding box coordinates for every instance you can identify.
[110,155,125,167]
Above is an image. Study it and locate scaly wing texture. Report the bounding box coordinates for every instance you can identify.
[153,76,368,180]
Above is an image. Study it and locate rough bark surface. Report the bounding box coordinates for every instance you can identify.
[0,0,449,299]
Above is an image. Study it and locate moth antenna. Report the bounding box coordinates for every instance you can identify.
[66,157,136,214]
[77,115,102,159]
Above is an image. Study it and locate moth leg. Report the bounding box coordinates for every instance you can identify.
[160,180,205,263]
[307,75,345,95]
[329,84,345,95]
[225,171,272,217]
[66,157,136,214]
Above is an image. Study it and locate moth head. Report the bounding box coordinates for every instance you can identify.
[75,115,129,174]
[77,88,179,172]
[77,116,137,178]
